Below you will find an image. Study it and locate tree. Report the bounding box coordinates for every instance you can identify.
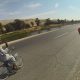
[13,19,25,30]
[35,18,40,26]
[0,23,6,34]
[25,24,31,29]
[0,23,3,34]
[31,22,34,27]
[44,18,51,26]
[57,19,61,24]
[4,23,15,32]
[71,19,74,23]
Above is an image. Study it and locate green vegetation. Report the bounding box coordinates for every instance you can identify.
[1,30,31,42]
[0,18,80,43]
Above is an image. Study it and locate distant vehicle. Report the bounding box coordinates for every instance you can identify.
[78,27,80,34]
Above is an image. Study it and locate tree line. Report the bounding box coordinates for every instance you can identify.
[0,19,31,34]
[0,18,80,34]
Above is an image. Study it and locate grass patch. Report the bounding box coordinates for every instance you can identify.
[0,24,64,42]
[1,30,31,42]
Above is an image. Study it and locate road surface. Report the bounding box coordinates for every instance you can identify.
[4,24,80,80]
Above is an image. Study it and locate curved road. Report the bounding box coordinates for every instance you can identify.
[6,24,80,80]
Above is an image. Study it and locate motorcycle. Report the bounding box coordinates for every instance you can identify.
[0,47,23,80]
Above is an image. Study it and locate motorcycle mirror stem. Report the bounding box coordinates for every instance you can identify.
[4,41,8,48]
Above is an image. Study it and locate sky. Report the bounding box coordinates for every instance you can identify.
[0,0,80,20]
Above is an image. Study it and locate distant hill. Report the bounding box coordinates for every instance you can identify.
[0,19,37,26]
[0,19,14,25]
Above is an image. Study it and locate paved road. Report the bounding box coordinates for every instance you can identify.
[6,24,80,80]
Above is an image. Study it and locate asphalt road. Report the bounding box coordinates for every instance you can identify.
[5,24,80,80]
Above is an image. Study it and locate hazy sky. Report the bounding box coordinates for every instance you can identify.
[0,0,80,20]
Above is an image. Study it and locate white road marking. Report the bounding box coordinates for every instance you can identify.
[55,32,68,39]
[0,26,71,46]
[0,29,59,47]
